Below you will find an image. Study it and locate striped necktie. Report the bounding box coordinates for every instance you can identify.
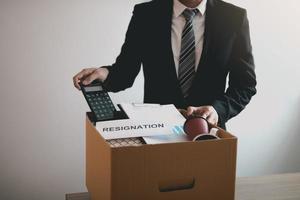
[178,9,198,98]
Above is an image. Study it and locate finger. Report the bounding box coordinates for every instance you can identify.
[73,75,82,90]
[74,68,95,80]
[73,68,96,89]
[201,112,209,119]
[194,108,210,118]
[82,72,100,85]
[206,114,217,125]
[186,106,196,116]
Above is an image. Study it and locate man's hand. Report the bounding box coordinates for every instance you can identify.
[184,106,219,126]
[73,67,109,90]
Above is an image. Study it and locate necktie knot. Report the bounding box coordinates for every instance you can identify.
[182,9,198,22]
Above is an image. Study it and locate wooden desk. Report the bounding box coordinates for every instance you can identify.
[66,173,300,200]
[235,173,300,200]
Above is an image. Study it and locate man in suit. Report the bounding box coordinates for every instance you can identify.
[73,0,257,129]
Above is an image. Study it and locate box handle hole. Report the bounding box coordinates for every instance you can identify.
[158,177,195,192]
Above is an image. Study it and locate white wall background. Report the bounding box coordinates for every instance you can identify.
[0,0,299,200]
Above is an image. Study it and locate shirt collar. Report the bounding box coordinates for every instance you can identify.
[173,0,207,18]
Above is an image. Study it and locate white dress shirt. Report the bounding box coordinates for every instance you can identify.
[171,0,207,77]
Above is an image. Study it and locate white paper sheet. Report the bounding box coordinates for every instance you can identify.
[143,125,189,144]
[96,104,186,140]
[96,118,173,140]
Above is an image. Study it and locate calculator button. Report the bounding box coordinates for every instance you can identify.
[85,90,116,121]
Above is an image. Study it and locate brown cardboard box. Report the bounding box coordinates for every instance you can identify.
[86,114,237,200]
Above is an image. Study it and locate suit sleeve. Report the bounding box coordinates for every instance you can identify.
[102,5,143,92]
[211,11,257,126]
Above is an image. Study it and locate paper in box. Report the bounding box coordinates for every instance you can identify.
[86,113,237,200]
[95,104,187,140]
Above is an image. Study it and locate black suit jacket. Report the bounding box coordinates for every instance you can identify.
[104,0,257,128]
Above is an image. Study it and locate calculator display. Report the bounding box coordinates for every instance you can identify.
[85,85,103,92]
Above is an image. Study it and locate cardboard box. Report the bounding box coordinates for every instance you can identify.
[86,113,237,200]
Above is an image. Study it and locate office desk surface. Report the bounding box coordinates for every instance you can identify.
[66,173,300,200]
[236,173,300,200]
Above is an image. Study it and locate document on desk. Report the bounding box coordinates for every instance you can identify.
[96,104,187,140]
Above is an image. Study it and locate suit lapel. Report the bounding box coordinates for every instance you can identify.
[180,0,218,104]
[195,0,216,74]
[157,0,184,98]
[187,0,217,100]
[162,0,178,81]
